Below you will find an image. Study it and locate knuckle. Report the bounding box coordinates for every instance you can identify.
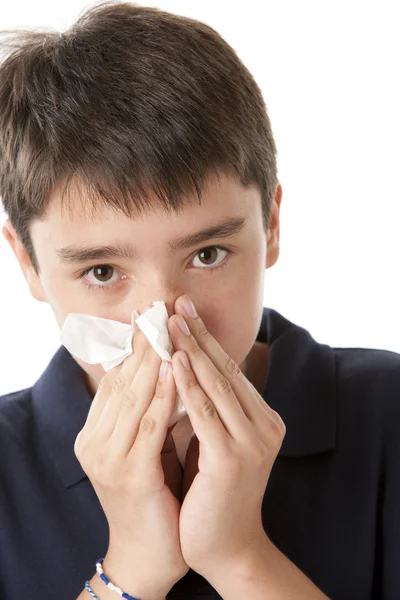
[138,414,157,435]
[225,355,241,377]
[197,319,209,339]
[74,435,94,469]
[154,380,165,400]
[122,387,139,410]
[190,341,203,357]
[270,410,286,437]
[186,375,199,391]
[73,431,85,459]
[98,372,115,394]
[111,372,127,395]
[269,417,282,435]
[215,373,232,395]
[200,398,217,419]
[96,376,108,394]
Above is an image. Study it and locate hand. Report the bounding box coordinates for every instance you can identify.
[167,295,286,580]
[74,327,189,599]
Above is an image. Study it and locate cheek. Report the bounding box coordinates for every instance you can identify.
[197,274,264,366]
[40,275,86,328]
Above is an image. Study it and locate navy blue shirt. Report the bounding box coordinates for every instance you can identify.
[0,307,399,599]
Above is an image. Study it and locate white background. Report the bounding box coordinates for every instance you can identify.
[0,1,399,395]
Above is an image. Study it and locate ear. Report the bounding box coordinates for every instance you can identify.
[2,219,47,302]
[266,183,282,269]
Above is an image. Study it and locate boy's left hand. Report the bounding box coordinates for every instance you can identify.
[167,295,286,579]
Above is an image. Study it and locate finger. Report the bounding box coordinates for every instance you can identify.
[107,341,162,455]
[169,314,251,442]
[82,363,122,432]
[172,296,269,423]
[92,329,151,438]
[128,360,177,465]
[82,327,148,431]
[171,350,228,453]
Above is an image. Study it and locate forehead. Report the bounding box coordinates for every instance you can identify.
[31,171,261,246]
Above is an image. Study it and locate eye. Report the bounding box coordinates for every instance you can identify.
[191,246,230,269]
[78,245,232,292]
[78,265,124,292]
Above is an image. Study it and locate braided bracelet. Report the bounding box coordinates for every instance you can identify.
[96,558,142,600]
[85,580,100,599]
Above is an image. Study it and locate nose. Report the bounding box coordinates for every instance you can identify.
[132,268,187,319]
[137,293,182,320]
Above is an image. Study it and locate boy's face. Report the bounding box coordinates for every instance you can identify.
[3,172,282,393]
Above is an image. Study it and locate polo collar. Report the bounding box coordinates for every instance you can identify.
[259,308,337,457]
[31,307,337,488]
[32,345,92,488]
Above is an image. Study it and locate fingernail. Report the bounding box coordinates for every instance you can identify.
[181,295,198,319]
[178,350,191,370]
[175,314,191,336]
[159,360,169,382]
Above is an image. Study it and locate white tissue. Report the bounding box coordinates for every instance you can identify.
[60,301,187,428]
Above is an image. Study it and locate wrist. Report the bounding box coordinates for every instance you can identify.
[91,552,171,600]
[90,572,167,600]
[89,573,166,600]
[202,533,274,585]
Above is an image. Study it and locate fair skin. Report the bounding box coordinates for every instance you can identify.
[3,171,277,396]
[2,172,330,599]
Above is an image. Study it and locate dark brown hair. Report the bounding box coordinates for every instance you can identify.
[0,1,278,274]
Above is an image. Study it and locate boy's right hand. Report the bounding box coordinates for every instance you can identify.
[74,328,189,600]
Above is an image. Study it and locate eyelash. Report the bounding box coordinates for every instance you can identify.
[78,245,233,292]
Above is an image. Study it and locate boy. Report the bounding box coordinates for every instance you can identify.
[0,2,399,599]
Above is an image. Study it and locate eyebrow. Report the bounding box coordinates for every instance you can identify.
[55,216,247,264]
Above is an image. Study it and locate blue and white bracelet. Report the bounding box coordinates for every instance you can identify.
[95,558,141,600]
[85,580,100,599]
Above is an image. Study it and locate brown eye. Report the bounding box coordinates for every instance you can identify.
[92,266,114,282]
[198,248,218,265]
[192,246,229,269]
[80,264,123,292]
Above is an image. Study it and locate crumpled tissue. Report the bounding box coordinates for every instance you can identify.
[60,301,188,430]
